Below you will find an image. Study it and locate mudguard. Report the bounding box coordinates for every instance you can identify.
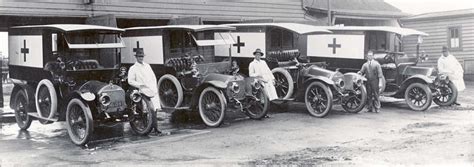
[304,76,335,86]
[72,90,96,102]
[400,74,433,91]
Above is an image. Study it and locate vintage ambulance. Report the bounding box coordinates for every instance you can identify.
[9,24,156,145]
[305,26,457,111]
[122,25,269,127]
[218,23,368,117]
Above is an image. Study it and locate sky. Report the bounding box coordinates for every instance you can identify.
[1,1,474,57]
[385,0,473,15]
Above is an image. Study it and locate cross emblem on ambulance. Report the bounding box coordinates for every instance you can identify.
[20,39,29,62]
[328,38,341,54]
[233,36,245,53]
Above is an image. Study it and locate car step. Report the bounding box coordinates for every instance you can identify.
[161,106,191,113]
[27,113,59,122]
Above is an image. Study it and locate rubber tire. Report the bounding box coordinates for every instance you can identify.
[66,98,93,146]
[130,97,156,136]
[271,68,294,99]
[158,74,184,108]
[198,87,226,127]
[245,88,269,120]
[305,82,333,118]
[433,81,458,106]
[404,83,433,111]
[342,84,368,113]
[14,90,33,130]
[35,79,58,120]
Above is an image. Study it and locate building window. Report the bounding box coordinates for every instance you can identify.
[448,27,462,49]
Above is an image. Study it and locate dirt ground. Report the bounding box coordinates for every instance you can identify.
[0,83,473,166]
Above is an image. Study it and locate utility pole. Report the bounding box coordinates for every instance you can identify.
[327,0,332,26]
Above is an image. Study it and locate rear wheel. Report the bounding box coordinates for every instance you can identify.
[35,79,58,124]
[199,87,226,127]
[433,81,457,106]
[14,90,33,130]
[405,83,432,111]
[342,85,367,113]
[305,82,333,118]
[245,88,269,120]
[129,97,156,136]
[66,98,93,146]
[272,68,294,99]
[158,74,183,108]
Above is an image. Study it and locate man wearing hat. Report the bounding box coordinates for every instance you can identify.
[128,48,163,132]
[248,48,278,101]
[438,46,465,105]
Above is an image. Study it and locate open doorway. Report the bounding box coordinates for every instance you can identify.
[1,32,9,109]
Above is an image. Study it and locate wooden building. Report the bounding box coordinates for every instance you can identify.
[0,0,407,30]
[303,0,409,26]
[401,9,474,80]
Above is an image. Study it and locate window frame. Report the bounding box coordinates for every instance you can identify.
[447,26,463,51]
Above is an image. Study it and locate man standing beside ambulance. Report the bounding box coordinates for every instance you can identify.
[438,46,465,106]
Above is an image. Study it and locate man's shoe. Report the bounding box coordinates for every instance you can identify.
[366,109,373,113]
[374,109,379,113]
[453,102,461,106]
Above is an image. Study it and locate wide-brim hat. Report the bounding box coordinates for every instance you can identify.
[253,48,264,56]
[442,46,449,52]
[135,48,145,57]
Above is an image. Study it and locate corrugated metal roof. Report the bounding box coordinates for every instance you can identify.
[322,26,428,36]
[401,8,474,21]
[125,25,235,31]
[11,24,124,32]
[224,23,332,34]
[304,0,409,18]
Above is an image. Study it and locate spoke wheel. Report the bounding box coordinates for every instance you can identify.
[272,68,294,99]
[66,98,93,146]
[158,74,183,108]
[14,90,33,130]
[129,97,156,136]
[199,87,226,127]
[245,88,269,120]
[405,83,432,111]
[305,82,333,118]
[433,81,457,106]
[342,84,368,113]
[35,79,57,124]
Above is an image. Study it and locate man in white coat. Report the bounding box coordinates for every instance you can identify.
[128,48,163,132]
[248,48,279,101]
[438,46,465,105]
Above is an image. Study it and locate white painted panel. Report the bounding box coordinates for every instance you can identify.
[214,32,266,58]
[307,34,365,59]
[8,35,43,68]
[122,36,164,64]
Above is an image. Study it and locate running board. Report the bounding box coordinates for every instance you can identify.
[161,106,191,113]
[27,113,58,122]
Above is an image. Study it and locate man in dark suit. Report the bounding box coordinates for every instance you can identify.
[358,50,384,113]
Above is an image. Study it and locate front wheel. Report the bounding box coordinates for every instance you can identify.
[342,85,368,113]
[14,90,33,130]
[433,81,458,106]
[129,97,156,136]
[158,74,184,108]
[66,98,93,146]
[272,68,294,99]
[199,87,226,127]
[305,82,333,118]
[245,88,269,120]
[405,83,433,111]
